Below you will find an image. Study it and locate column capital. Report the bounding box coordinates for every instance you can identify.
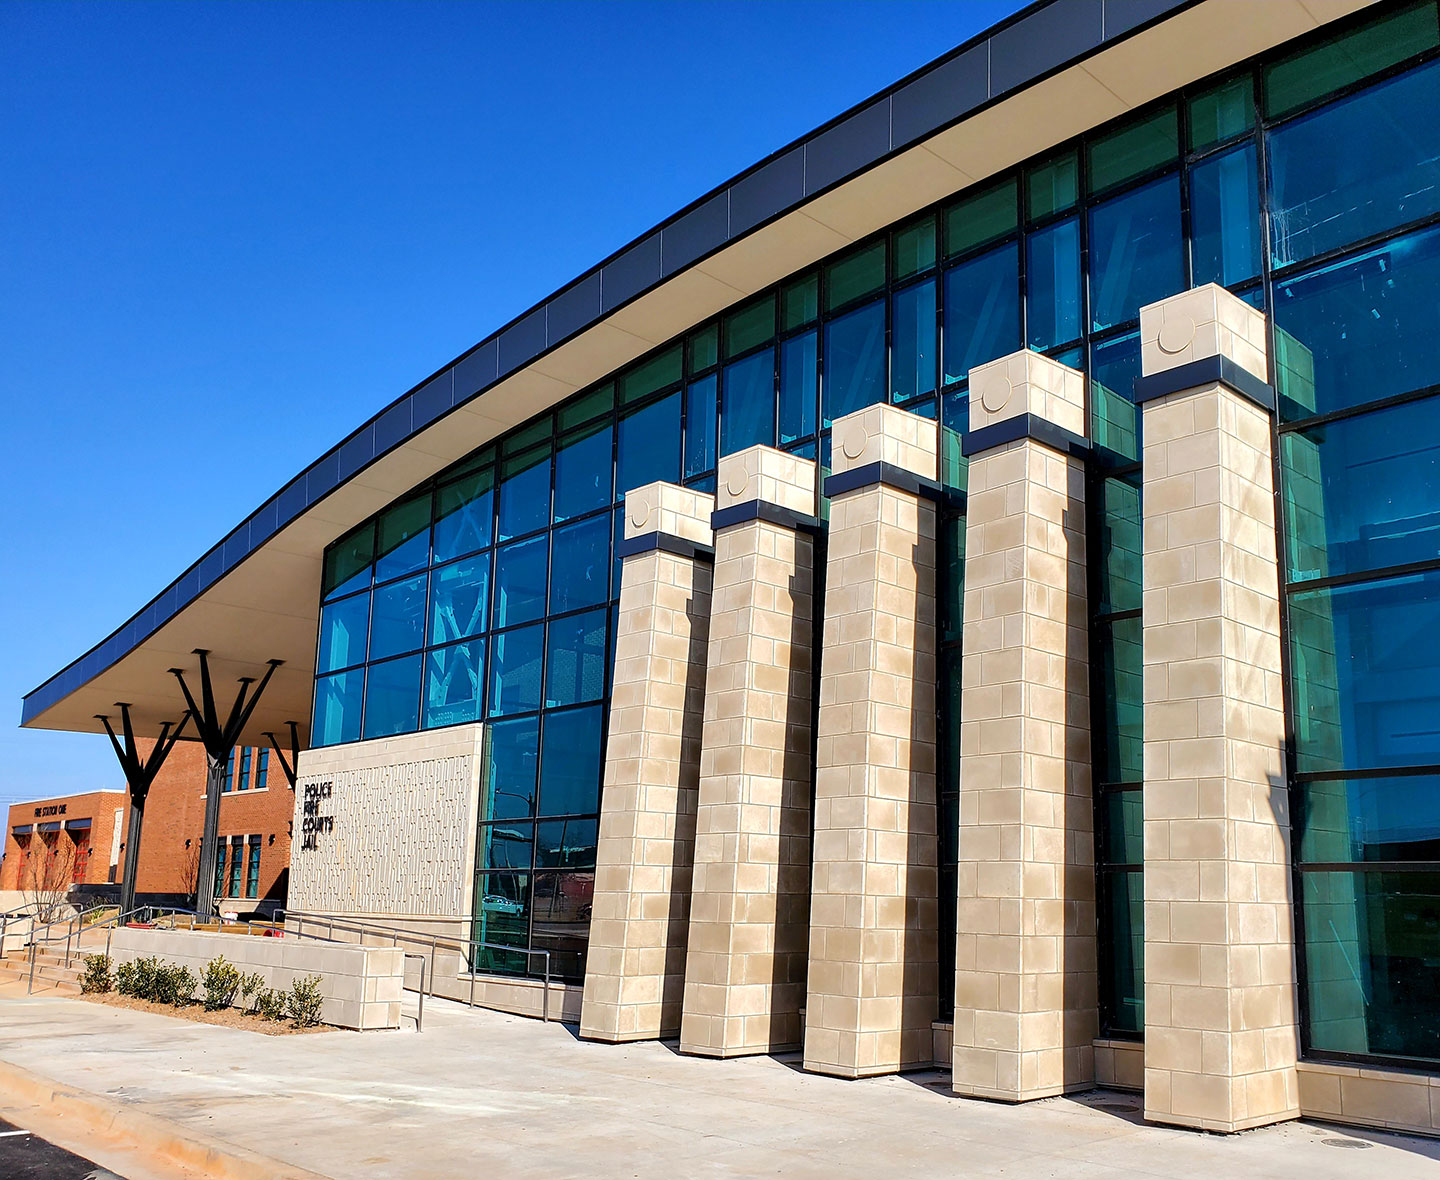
[963,350,1087,458]
[712,445,818,532]
[620,481,716,559]
[1135,284,1274,412]
[824,404,940,500]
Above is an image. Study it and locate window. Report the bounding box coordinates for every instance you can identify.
[779,333,818,445]
[1191,144,1261,287]
[238,747,252,792]
[213,843,226,901]
[430,554,490,646]
[1025,218,1081,349]
[256,748,269,790]
[890,278,937,403]
[942,243,1020,386]
[228,836,244,898]
[374,494,430,582]
[224,750,235,794]
[425,639,485,729]
[616,391,681,499]
[362,655,421,740]
[823,300,885,424]
[549,516,610,616]
[246,837,261,899]
[369,574,427,660]
[720,349,775,457]
[493,535,548,628]
[433,470,493,563]
[498,445,551,541]
[482,716,539,823]
[684,376,717,478]
[1088,175,1184,332]
[317,592,369,673]
[553,423,612,524]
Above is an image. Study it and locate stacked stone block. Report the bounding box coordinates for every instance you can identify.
[1138,284,1300,1132]
[680,447,816,1057]
[580,482,715,1042]
[952,351,1097,1101]
[804,404,941,1078]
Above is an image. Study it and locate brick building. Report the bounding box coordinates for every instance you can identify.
[1,790,126,893]
[122,739,295,915]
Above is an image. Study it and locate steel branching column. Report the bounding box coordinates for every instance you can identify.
[170,649,282,917]
[97,703,190,915]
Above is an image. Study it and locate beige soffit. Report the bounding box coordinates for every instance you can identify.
[22,0,1375,744]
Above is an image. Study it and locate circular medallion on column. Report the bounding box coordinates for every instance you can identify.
[724,466,749,498]
[840,430,867,461]
[628,499,651,530]
[979,374,1012,416]
[1159,314,1196,355]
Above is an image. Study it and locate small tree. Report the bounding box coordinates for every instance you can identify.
[21,835,76,925]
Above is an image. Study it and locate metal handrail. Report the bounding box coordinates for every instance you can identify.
[279,908,555,1022]
[20,903,114,990]
[29,903,213,994]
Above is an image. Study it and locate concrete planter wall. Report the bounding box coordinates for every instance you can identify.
[108,928,405,1030]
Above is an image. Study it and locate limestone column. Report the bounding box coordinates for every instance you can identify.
[804,403,940,1078]
[579,481,715,1043]
[680,446,816,1057]
[1136,283,1299,1132]
[951,350,1097,1101]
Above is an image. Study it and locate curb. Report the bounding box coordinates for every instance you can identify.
[0,1057,331,1180]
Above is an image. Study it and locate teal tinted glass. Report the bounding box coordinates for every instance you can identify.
[429,554,489,646]
[1026,152,1078,221]
[723,296,775,358]
[1190,144,1261,287]
[1089,175,1184,332]
[312,670,362,746]
[1096,616,1143,784]
[323,523,373,599]
[1297,776,1440,863]
[943,243,1020,385]
[494,534,548,628]
[781,274,818,330]
[318,592,369,673]
[1188,75,1254,151]
[1264,0,1439,118]
[424,639,485,729]
[684,375,717,477]
[825,241,886,311]
[720,349,776,456]
[1102,871,1144,1034]
[1097,473,1142,615]
[1281,396,1440,583]
[1269,61,1440,269]
[822,300,885,424]
[482,715,538,822]
[1301,871,1440,1061]
[1091,331,1142,464]
[362,654,421,740]
[779,331,818,444]
[545,608,608,708]
[536,818,598,869]
[538,705,604,816]
[375,494,431,582]
[946,178,1017,257]
[433,470,493,563]
[939,515,965,645]
[488,623,544,717]
[549,516,610,615]
[497,446,550,541]
[1101,789,1143,865]
[619,345,682,404]
[893,217,937,279]
[890,278,937,402]
[616,390,681,498]
[1087,106,1178,193]
[556,384,612,432]
[1026,218,1081,349]
[688,324,718,373]
[369,574,425,660]
[553,422,612,523]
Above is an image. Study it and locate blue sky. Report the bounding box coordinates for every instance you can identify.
[0,0,1021,810]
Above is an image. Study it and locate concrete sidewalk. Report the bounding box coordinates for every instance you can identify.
[0,991,1437,1180]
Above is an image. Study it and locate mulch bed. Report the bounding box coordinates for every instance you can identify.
[81,992,337,1035]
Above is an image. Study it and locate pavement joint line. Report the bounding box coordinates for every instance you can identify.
[0,1057,333,1180]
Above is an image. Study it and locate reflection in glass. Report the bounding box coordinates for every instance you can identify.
[318,593,369,673]
[312,670,362,747]
[1101,789,1143,865]
[720,349,775,457]
[616,391,681,499]
[946,177,1016,257]
[538,705,604,816]
[429,555,489,646]
[424,639,485,729]
[323,524,373,599]
[1191,144,1261,287]
[1096,616,1143,785]
[1026,218,1081,349]
[1097,473,1142,615]
[473,870,531,975]
[1297,776,1440,864]
[375,495,430,582]
[553,423,612,523]
[369,574,426,660]
[684,375,717,477]
[488,623,544,717]
[433,471,493,563]
[549,516,610,616]
[942,244,1020,385]
[482,715,538,822]
[497,447,551,541]
[493,534,547,629]
[1087,106,1177,193]
[1089,175,1183,331]
[362,655,421,740]
[779,332,818,444]
[1102,870,1144,1035]
[823,300,885,424]
[529,870,593,979]
[1090,332,1142,464]
[826,242,886,311]
[545,609,608,708]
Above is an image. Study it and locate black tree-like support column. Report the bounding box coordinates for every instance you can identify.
[97,703,190,916]
[170,650,282,917]
[262,721,302,790]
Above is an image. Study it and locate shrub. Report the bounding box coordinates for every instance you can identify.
[80,953,112,994]
[201,956,241,1011]
[255,988,287,1022]
[116,955,161,999]
[285,975,325,1028]
[239,971,265,1011]
[152,963,196,1007]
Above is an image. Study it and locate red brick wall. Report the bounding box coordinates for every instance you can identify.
[1,791,127,891]
[121,739,297,905]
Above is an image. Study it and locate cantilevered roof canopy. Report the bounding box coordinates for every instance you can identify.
[21,0,1372,746]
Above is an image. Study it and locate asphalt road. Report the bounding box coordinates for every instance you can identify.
[0,1117,125,1179]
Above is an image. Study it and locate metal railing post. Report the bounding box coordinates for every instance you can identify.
[428,937,437,1001]
[542,951,550,1023]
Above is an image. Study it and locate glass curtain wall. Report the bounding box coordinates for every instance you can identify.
[310,0,1440,1070]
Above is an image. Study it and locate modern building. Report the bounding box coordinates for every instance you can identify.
[1,791,127,894]
[18,0,1440,1139]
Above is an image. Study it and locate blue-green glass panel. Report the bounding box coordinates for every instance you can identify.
[1274,224,1440,421]
[1100,789,1144,866]
[369,574,426,660]
[1269,60,1440,268]
[1027,152,1078,221]
[1290,570,1440,774]
[1102,870,1144,1035]
[472,870,531,975]
[781,274,819,331]
[891,278,937,402]
[1096,616,1143,785]
[1089,175,1183,332]
[497,446,551,541]
[893,216,937,279]
[939,515,965,646]
[538,705,604,817]
[825,242,886,312]
[1091,331,1142,465]
[553,422,612,523]
[479,823,532,871]
[1281,396,1440,583]
[1264,0,1439,118]
[684,375,717,477]
[482,715,538,822]
[322,523,373,600]
[545,608,608,708]
[429,554,489,646]
[374,494,430,582]
[557,384,612,432]
[549,515,610,615]
[1025,218,1081,349]
[720,349,776,457]
[312,670,362,747]
[362,654,421,740]
[536,817,598,870]
[1191,143,1261,288]
[317,592,369,673]
[493,534,548,629]
[1301,871,1440,1062]
[1097,472,1142,615]
[724,296,776,359]
[1188,75,1254,151]
[616,390,681,499]
[488,623,544,718]
[619,345,682,404]
[503,418,550,455]
[424,639,485,730]
[942,242,1020,385]
[1087,106,1178,194]
[433,470,493,563]
[688,324,718,373]
[1297,776,1440,864]
[779,331,818,444]
[823,299,885,425]
[946,177,1017,257]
